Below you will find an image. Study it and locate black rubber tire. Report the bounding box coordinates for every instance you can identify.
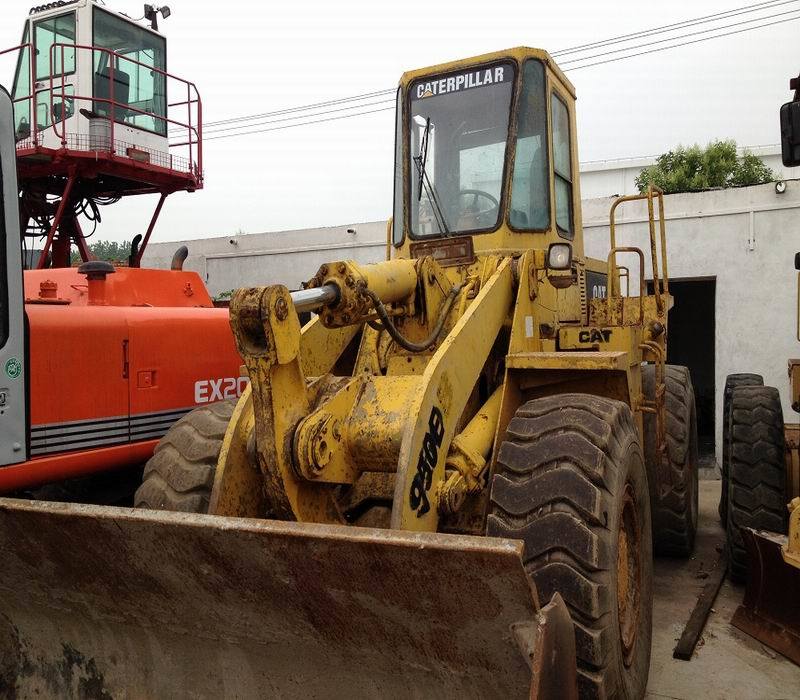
[720,374,763,523]
[134,400,236,513]
[488,393,653,699]
[642,365,699,557]
[726,385,788,582]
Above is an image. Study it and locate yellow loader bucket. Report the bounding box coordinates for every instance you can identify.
[0,499,576,699]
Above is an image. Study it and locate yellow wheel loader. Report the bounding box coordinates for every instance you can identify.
[0,48,698,699]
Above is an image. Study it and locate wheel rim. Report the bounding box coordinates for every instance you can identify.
[617,482,642,666]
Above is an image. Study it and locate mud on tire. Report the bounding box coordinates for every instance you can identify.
[642,365,699,557]
[720,374,763,524]
[134,400,236,513]
[726,385,787,582]
[488,393,653,699]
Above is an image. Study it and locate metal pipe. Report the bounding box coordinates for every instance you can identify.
[171,245,189,271]
[291,284,339,313]
[133,192,168,267]
[37,169,76,269]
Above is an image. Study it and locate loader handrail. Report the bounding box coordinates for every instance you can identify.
[618,266,630,296]
[608,185,668,312]
[605,246,645,325]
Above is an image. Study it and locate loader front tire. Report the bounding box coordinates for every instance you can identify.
[720,373,763,524]
[134,400,236,513]
[488,393,652,699]
[642,365,699,557]
[726,385,787,582]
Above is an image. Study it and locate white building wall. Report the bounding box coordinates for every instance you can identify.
[583,180,800,465]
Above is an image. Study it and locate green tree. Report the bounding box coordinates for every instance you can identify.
[213,289,236,302]
[635,140,775,194]
[70,240,131,265]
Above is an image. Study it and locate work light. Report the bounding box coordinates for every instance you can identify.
[547,243,572,270]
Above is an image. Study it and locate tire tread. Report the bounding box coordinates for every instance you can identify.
[726,385,787,581]
[488,393,652,698]
[134,400,235,513]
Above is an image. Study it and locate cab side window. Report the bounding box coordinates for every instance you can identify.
[34,13,76,80]
[509,59,549,230]
[551,94,574,239]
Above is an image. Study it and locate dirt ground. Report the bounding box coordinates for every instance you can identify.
[646,480,800,699]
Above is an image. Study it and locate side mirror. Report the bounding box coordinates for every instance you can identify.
[781,100,800,167]
[781,75,800,167]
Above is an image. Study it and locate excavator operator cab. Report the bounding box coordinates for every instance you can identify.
[392,48,581,259]
[11,1,170,153]
[4,1,201,269]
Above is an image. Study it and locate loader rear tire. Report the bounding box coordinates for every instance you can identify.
[134,400,236,513]
[720,374,763,524]
[642,365,699,557]
[726,385,788,582]
[488,393,653,699]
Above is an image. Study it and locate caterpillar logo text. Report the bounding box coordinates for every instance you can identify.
[579,329,612,343]
[194,377,250,404]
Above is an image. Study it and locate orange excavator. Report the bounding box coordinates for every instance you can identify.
[0,1,242,497]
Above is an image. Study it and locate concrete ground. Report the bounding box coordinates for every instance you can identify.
[646,480,800,699]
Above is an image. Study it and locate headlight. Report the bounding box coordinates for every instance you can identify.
[547,243,572,270]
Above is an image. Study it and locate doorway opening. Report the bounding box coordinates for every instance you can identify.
[649,278,716,464]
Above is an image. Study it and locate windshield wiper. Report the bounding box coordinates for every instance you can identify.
[413,117,450,235]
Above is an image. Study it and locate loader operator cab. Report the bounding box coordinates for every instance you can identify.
[393,50,578,257]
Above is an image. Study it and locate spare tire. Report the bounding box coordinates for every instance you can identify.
[726,384,787,582]
[720,374,763,523]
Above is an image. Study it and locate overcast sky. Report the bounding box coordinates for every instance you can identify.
[0,0,797,243]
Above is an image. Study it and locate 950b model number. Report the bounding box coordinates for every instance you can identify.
[409,405,445,518]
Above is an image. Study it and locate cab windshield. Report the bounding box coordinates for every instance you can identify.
[409,62,513,237]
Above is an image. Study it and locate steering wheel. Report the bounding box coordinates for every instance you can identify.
[458,189,499,226]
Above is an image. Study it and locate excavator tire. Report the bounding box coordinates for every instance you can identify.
[134,400,236,513]
[488,393,652,699]
[720,373,763,523]
[726,384,787,582]
[642,365,699,557]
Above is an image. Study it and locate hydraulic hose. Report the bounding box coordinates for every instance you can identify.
[362,283,464,353]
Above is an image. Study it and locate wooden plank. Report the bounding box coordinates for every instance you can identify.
[673,549,728,660]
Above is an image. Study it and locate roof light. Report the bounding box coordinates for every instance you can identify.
[144,4,171,30]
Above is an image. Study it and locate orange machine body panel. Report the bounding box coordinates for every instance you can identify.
[0,267,243,492]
